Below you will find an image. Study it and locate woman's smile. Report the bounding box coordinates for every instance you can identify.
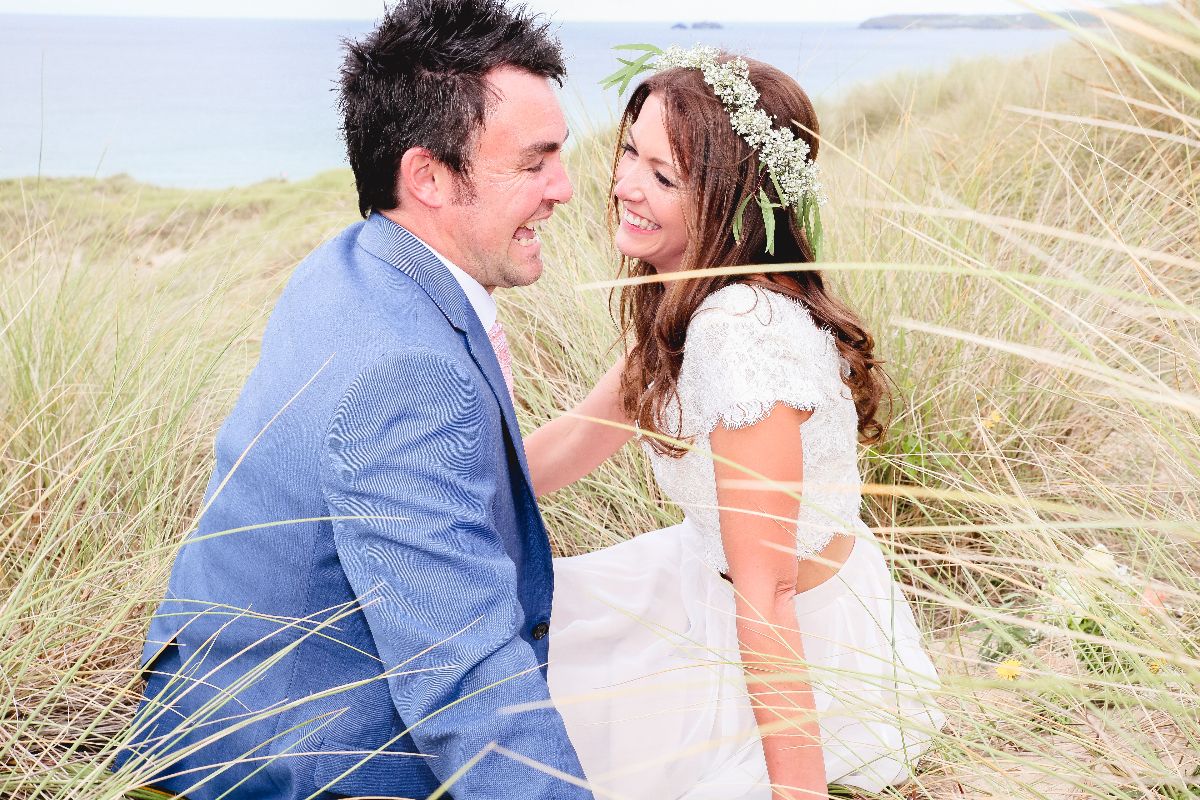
[621,207,662,233]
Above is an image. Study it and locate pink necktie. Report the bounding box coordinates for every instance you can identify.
[487,320,515,402]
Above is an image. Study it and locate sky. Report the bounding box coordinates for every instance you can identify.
[0,0,1128,23]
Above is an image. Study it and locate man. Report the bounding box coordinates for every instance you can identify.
[114,1,592,797]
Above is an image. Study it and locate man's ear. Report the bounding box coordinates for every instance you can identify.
[398,147,453,209]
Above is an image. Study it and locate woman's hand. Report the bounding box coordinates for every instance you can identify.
[524,358,634,497]
[711,402,829,800]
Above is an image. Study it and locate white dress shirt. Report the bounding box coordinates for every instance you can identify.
[406,230,497,330]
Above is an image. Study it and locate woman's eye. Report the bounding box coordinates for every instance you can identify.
[655,172,675,189]
[620,143,636,157]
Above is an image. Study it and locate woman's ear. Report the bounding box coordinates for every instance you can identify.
[397,147,453,209]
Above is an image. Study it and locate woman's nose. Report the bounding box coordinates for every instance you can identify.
[613,168,644,202]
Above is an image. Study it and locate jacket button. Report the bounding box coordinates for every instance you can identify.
[531,622,549,640]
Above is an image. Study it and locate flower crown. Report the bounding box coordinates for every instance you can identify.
[601,44,825,260]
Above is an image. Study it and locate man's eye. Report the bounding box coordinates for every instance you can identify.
[527,161,546,173]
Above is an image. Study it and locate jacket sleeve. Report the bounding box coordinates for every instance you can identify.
[319,349,593,799]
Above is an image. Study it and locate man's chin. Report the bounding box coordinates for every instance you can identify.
[502,250,544,288]
[508,264,543,288]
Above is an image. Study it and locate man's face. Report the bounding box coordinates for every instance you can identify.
[444,66,573,290]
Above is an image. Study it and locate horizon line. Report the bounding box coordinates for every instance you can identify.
[0,9,876,22]
[0,8,1101,24]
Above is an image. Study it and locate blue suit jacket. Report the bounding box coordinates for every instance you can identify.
[115,214,593,800]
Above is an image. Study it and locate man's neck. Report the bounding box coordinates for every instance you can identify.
[376,209,498,330]
[378,208,494,294]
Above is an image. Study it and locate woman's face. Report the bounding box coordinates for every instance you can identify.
[613,93,689,273]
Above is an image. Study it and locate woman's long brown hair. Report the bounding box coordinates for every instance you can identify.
[614,55,888,457]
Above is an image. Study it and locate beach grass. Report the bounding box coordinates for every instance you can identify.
[2,6,1199,798]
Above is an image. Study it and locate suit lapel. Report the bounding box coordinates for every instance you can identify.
[356,213,535,485]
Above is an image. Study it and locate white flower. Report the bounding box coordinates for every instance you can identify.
[1045,543,1135,622]
[653,46,824,211]
[1083,543,1128,579]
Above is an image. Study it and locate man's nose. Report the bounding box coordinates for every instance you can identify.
[547,159,573,204]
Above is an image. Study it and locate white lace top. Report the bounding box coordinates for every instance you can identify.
[643,283,870,573]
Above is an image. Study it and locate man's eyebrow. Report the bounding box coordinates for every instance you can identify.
[520,129,570,160]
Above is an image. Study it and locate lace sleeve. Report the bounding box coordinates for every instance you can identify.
[678,284,837,434]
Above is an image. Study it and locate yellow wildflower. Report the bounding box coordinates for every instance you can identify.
[982,409,1002,430]
[1148,660,1162,674]
[995,659,1022,681]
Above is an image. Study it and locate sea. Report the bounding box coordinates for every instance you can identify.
[0,14,1071,188]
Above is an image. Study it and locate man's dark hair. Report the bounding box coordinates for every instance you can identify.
[338,0,566,218]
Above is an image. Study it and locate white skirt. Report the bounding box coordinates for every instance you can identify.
[548,520,945,799]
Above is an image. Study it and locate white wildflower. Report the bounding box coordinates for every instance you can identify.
[1045,543,1135,622]
[654,45,824,210]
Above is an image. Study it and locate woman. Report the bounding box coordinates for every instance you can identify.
[525,48,944,800]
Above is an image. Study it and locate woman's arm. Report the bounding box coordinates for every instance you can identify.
[711,403,827,800]
[525,359,635,498]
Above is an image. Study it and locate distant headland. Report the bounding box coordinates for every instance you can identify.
[671,21,724,30]
[859,6,1158,29]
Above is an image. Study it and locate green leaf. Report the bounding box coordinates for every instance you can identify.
[598,66,631,91]
[768,171,786,200]
[732,192,754,244]
[806,198,825,262]
[599,44,663,94]
[757,188,776,255]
